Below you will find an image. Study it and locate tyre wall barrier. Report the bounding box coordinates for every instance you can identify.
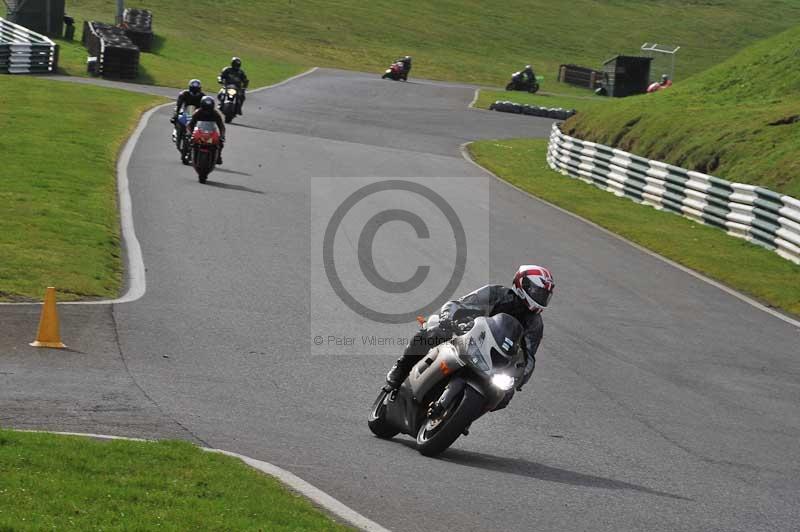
[546,123,800,264]
[0,17,57,73]
[490,100,576,121]
[83,20,139,79]
[121,8,153,52]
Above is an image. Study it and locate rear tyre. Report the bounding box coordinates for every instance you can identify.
[368,389,400,439]
[416,386,483,457]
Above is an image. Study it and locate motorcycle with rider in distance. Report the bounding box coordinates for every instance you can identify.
[368,313,526,456]
[506,71,540,93]
[382,61,405,81]
[190,120,221,183]
[217,83,240,123]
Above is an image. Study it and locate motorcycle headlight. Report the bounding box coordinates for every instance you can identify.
[227,88,237,96]
[491,373,515,391]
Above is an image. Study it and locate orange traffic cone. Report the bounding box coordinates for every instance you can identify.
[30,287,66,349]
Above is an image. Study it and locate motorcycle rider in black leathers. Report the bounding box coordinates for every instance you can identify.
[385,265,555,406]
[170,79,205,146]
[188,96,227,165]
[218,56,250,115]
[397,55,412,81]
[521,64,536,86]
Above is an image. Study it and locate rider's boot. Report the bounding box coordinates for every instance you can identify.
[385,352,422,390]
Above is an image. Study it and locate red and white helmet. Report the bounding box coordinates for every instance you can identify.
[512,265,555,313]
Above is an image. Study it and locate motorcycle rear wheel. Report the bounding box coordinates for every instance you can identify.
[368,389,400,439]
[416,386,483,457]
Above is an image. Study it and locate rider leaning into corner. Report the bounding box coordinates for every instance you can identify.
[385,265,555,409]
[218,56,250,115]
[188,96,227,165]
[397,55,412,80]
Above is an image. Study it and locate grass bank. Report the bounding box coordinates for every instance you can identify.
[0,76,164,301]
[565,24,800,197]
[0,429,351,530]
[58,0,800,89]
[469,139,800,316]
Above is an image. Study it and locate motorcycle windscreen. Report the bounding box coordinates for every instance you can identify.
[193,121,218,134]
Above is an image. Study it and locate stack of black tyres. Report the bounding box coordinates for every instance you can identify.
[489,101,576,121]
[83,21,139,79]
[122,8,153,52]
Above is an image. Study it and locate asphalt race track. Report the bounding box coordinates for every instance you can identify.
[2,68,799,532]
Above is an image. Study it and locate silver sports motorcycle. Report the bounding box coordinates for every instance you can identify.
[369,313,525,456]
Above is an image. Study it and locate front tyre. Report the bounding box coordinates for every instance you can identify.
[505,82,515,91]
[416,386,484,457]
[528,82,540,94]
[368,389,400,439]
[223,102,236,123]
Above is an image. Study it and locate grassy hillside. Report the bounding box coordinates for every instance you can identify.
[0,77,163,301]
[565,24,800,197]
[59,0,800,88]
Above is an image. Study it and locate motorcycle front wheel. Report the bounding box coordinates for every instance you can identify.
[528,83,540,94]
[416,386,483,457]
[368,389,400,439]
[505,82,514,91]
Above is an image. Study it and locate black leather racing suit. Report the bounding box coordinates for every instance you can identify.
[188,107,226,163]
[218,66,250,113]
[172,89,205,137]
[398,58,411,80]
[387,285,543,400]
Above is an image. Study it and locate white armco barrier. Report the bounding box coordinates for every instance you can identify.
[0,17,58,74]
[546,123,800,264]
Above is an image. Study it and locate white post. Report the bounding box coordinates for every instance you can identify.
[116,0,124,24]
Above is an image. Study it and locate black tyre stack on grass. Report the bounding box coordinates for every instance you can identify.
[122,8,154,52]
[83,21,140,79]
[489,101,576,121]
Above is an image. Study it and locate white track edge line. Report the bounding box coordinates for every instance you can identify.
[459,142,800,329]
[16,430,390,532]
[468,88,479,108]
[1,67,320,307]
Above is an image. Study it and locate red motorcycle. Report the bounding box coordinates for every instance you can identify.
[190,121,221,183]
[382,61,405,81]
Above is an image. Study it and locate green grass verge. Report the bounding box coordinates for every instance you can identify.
[0,76,165,302]
[469,139,800,317]
[565,24,800,197]
[0,429,351,530]
[57,0,800,89]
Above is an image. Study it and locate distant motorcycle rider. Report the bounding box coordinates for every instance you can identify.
[521,64,535,84]
[385,265,555,404]
[188,96,226,165]
[397,55,412,81]
[170,79,205,143]
[218,56,250,115]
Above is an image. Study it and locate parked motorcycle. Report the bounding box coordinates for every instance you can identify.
[218,84,240,123]
[506,71,540,93]
[172,105,196,165]
[382,61,405,81]
[190,120,221,183]
[368,313,525,456]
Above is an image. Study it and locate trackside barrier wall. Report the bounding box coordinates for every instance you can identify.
[0,17,57,73]
[546,123,800,264]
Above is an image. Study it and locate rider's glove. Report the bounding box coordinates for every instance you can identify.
[220,136,226,145]
[169,116,176,124]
